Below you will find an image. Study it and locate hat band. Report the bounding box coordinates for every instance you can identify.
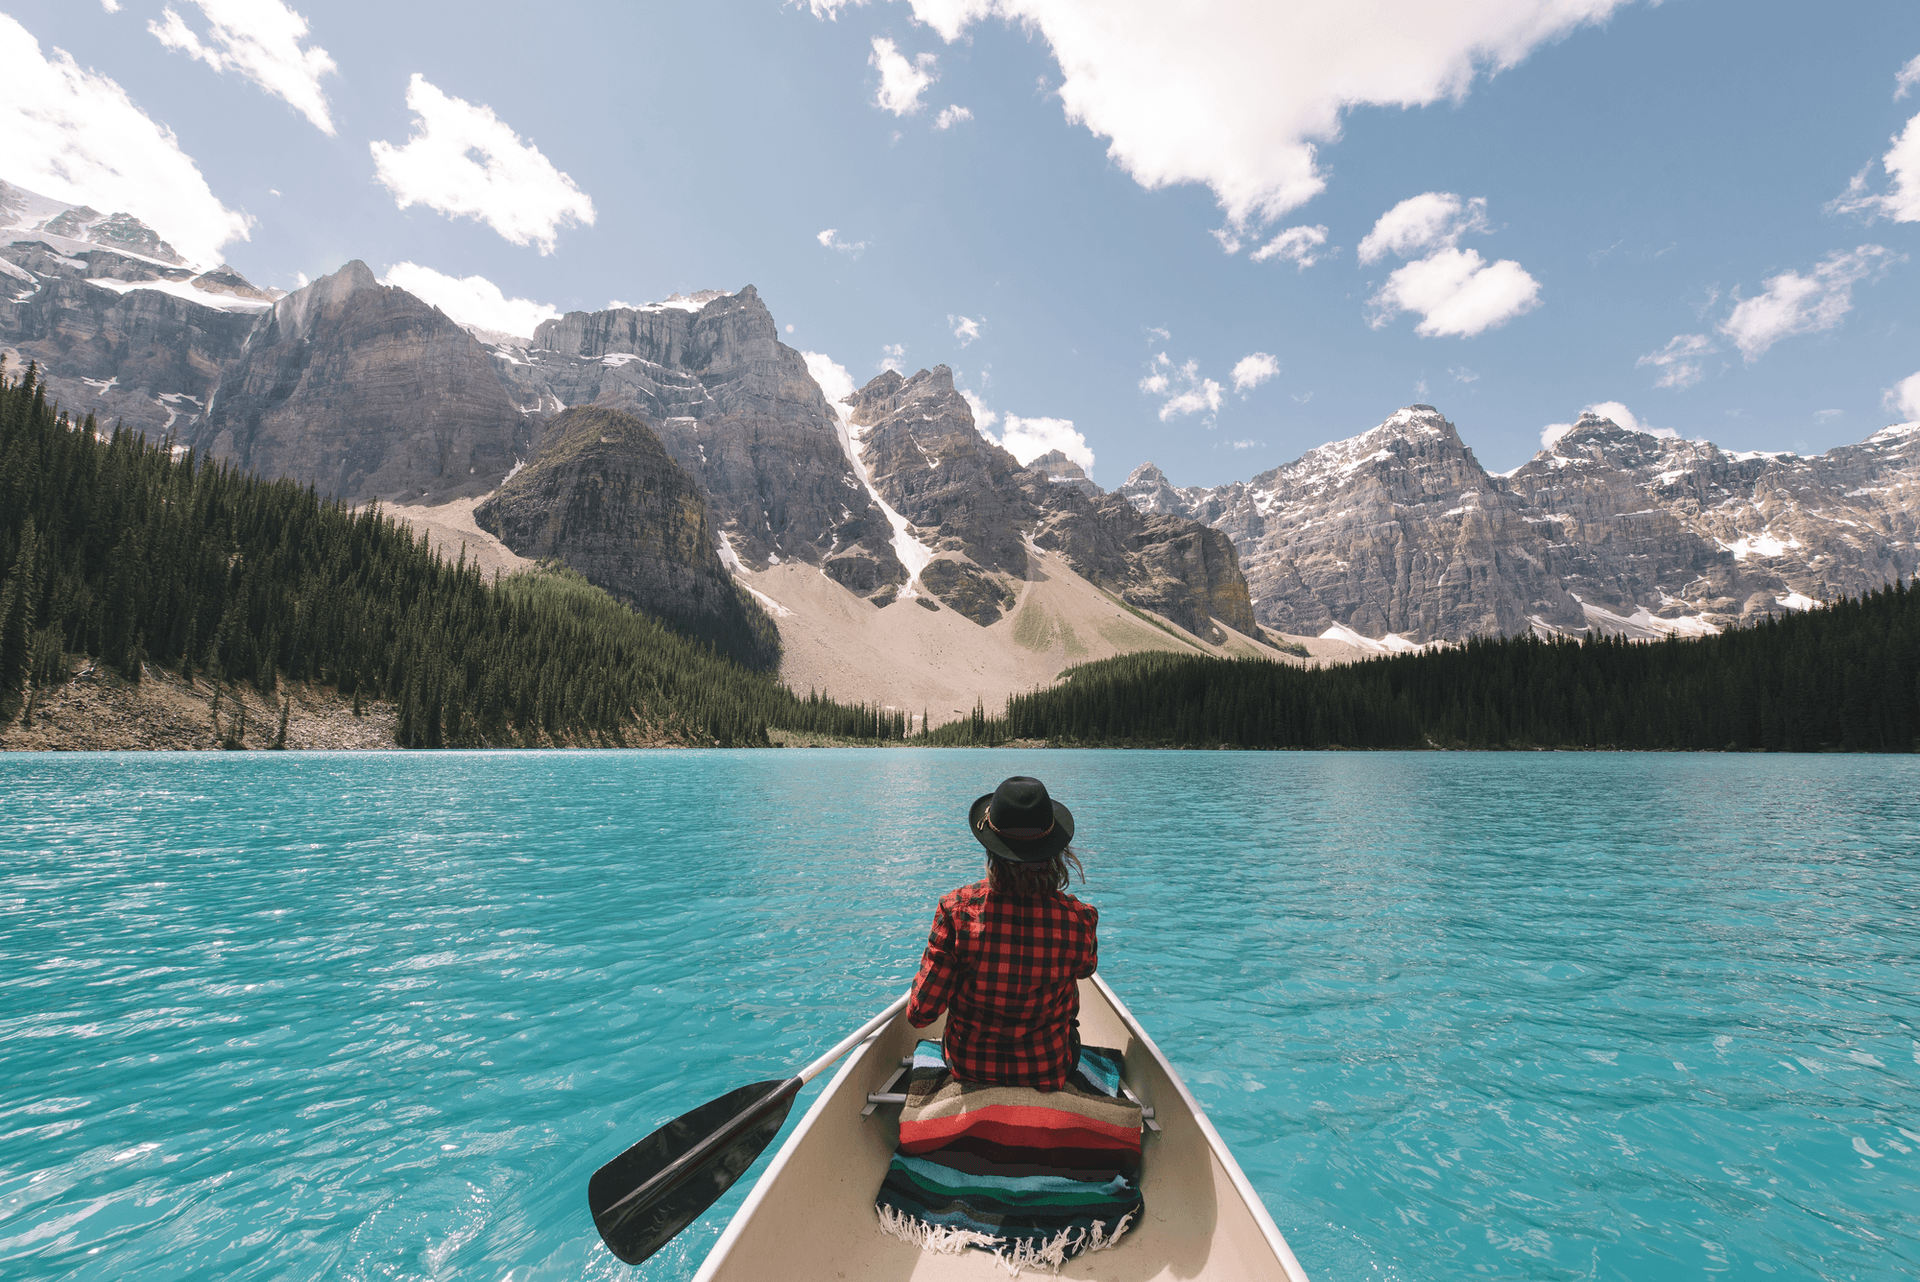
[984,811,1055,841]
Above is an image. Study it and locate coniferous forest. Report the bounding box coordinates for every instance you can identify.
[0,360,912,748]
[4,356,1917,753]
[951,584,1918,751]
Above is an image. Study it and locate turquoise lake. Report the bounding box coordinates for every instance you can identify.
[2,749,1917,1280]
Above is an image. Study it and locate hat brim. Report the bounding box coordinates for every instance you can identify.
[968,792,1075,863]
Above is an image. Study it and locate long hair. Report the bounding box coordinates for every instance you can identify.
[986,846,1084,896]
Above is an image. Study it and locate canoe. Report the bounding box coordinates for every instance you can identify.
[691,973,1312,1280]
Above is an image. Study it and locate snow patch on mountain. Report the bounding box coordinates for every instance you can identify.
[802,349,937,598]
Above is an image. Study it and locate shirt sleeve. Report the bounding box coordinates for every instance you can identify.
[907,898,964,1028]
[1074,903,1098,980]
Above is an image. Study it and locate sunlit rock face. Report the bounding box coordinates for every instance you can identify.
[475,404,777,671]
[494,287,905,596]
[189,261,529,504]
[1125,406,1920,642]
[845,364,1256,638]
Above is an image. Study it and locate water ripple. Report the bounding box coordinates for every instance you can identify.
[2,750,1916,1280]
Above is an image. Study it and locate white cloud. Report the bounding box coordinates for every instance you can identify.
[871,37,936,116]
[1897,54,1920,99]
[803,349,857,409]
[1718,246,1897,361]
[1886,370,1920,422]
[1450,366,1478,383]
[369,74,595,255]
[1358,193,1488,264]
[1140,353,1223,421]
[1249,223,1328,268]
[949,314,982,345]
[881,342,906,372]
[1210,226,1243,254]
[933,104,973,129]
[1585,400,1676,438]
[0,14,251,267]
[379,262,560,339]
[960,385,998,432]
[1832,111,1920,223]
[817,227,866,255]
[994,414,1094,471]
[1541,400,1677,450]
[1223,438,1262,450]
[100,0,122,11]
[148,0,337,135]
[1368,247,1541,338]
[883,0,1631,227]
[1636,333,1716,388]
[1231,352,1279,393]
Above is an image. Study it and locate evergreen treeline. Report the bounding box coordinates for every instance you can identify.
[0,359,915,748]
[959,584,1919,752]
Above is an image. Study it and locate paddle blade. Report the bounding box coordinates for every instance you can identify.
[588,1079,796,1265]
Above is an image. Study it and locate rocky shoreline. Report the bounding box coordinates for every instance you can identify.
[1,662,399,752]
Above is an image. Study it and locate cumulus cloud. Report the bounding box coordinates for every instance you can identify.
[994,414,1094,471]
[817,227,866,255]
[1139,352,1223,421]
[1718,246,1897,360]
[1369,247,1541,338]
[149,0,337,134]
[1231,352,1279,393]
[379,262,559,339]
[0,14,251,267]
[370,74,595,254]
[1886,370,1920,422]
[1249,223,1328,268]
[1636,333,1716,388]
[1897,54,1920,100]
[960,386,997,431]
[1358,194,1537,337]
[881,342,906,372]
[1541,400,1677,450]
[803,349,857,412]
[1357,193,1488,264]
[874,0,1631,228]
[871,37,936,115]
[950,314,982,345]
[101,0,122,11]
[933,104,973,129]
[1832,112,1920,223]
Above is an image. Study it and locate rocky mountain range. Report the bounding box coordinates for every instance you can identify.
[1,181,1259,693]
[8,174,1916,685]
[1122,406,1920,645]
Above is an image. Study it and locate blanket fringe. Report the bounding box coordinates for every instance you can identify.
[874,1205,1138,1277]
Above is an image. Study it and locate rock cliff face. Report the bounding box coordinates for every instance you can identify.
[2,184,270,440]
[1499,413,1920,623]
[474,405,777,670]
[846,365,1257,638]
[1123,407,1582,641]
[1123,406,1920,642]
[189,261,532,503]
[485,288,905,596]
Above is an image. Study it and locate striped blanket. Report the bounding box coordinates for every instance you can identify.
[874,1040,1144,1273]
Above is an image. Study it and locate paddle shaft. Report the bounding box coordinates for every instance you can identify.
[598,991,912,1228]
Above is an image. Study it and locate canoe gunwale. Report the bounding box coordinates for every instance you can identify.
[690,973,1312,1281]
[1087,973,1311,1282]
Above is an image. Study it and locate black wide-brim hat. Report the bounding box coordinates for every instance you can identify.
[969,775,1075,863]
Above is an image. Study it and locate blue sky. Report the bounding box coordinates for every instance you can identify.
[5,0,1918,486]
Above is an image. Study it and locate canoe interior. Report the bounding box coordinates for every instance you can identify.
[694,975,1305,1281]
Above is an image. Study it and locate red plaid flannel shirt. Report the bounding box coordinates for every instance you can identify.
[907,879,1099,1089]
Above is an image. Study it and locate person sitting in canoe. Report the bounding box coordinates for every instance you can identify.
[905,775,1098,1090]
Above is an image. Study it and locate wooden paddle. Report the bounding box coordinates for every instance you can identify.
[587,990,912,1265]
